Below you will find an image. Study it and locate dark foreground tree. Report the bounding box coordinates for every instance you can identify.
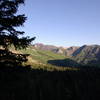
[0,0,35,51]
[0,0,35,66]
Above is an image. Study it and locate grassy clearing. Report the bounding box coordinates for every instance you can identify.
[20,46,66,64]
[9,46,79,71]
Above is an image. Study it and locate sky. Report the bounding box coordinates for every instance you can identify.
[18,0,100,47]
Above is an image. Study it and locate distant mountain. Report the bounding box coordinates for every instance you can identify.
[34,43,58,51]
[72,45,100,66]
[8,43,100,67]
[34,43,79,56]
[65,46,79,56]
[34,43,100,67]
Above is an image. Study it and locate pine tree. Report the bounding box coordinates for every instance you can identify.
[0,0,35,51]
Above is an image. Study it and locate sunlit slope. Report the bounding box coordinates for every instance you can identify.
[19,47,78,71]
[20,46,66,64]
[8,46,78,71]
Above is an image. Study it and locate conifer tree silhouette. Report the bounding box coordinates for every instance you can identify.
[0,0,35,51]
[0,0,35,65]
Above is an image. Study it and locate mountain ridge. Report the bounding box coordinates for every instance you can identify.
[34,43,80,56]
[33,43,100,67]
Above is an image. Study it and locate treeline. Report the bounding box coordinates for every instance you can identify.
[0,64,100,100]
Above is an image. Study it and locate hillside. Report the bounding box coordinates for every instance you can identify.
[20,46,66,64]
[9,46,76,71]
[9,44,100,67]
[34,43,79,56]
[34,43,100,67]
[72,45,100,66]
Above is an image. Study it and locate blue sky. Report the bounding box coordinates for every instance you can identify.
[18,0,100,47]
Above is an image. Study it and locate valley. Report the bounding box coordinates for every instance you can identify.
[9,43,100,68]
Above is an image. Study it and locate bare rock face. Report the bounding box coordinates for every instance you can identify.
[34,43,79,56]
[57,49,64,54]
[72,45,100,65]
[65,47,79,56]
[52,48,65,54]
[34,43,58,51]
